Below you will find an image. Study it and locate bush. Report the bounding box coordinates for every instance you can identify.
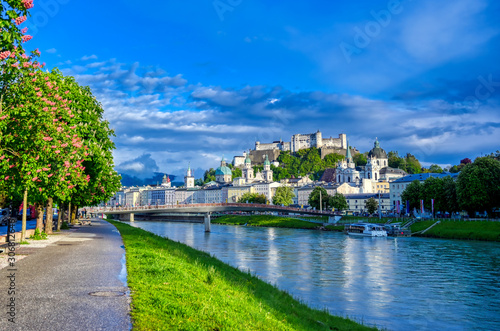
[29,228,48,240]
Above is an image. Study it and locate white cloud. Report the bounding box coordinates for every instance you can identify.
[46,48,57,54]
[81,54,98,61]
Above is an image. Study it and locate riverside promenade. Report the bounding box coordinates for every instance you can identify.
[0,219,131,330]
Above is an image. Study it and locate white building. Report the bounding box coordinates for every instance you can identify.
[344,193,390,214]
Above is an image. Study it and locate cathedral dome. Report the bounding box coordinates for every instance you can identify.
[215,166,232,176]
[368,138,387,159]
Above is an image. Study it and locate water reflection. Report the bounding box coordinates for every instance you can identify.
[126,221,500,331]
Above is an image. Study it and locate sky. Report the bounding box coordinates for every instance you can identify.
[22,0,500,179]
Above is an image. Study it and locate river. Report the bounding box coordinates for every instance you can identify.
[124,220,500,331]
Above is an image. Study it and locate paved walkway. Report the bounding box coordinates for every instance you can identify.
[0,219,131,330]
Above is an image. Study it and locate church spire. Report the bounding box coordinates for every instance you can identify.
[346,140,352,161]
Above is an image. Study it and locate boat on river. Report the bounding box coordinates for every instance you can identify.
[344,223,387,237]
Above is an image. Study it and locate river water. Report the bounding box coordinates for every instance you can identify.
[124,220,500,331]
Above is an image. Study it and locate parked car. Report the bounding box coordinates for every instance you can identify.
[17,208,31,220]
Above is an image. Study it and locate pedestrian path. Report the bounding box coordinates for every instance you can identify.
[0,219,131,330]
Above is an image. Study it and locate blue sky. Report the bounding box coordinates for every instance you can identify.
[24,0,500,178]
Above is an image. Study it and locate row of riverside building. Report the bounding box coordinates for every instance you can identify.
[106,139,458,214]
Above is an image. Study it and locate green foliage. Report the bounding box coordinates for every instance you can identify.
[405,153,422,174]
[29,228,48,240]
[329,192,348,211]
[276,148,344,181]
[203,168,216,183]
[410,220,500,241]
[60,221,70,229]
[111,221,373,330]
[238,192,267,204]
[308,186,330,209]
[232,167,242,178]
[457,157,500,216]
[353,153,367,166]
[365,197,378,214]
[428,164,443,173]
[388,151,422,174]
[401,180,423,211]
[272,186,294,206]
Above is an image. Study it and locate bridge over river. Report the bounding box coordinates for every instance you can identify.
[89,203,337,232]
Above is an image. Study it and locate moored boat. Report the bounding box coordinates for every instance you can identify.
[345,223,387,237]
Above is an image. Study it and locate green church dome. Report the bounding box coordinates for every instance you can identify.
[215,166,232,176]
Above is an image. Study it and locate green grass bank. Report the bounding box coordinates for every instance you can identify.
[110,221,376,331]
[213,214,323,229]
[410,220,500,241]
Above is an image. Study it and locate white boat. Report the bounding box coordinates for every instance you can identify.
[345,223,387,237]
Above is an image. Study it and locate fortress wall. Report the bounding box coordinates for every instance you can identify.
[255,143,280,151]
[249,149,281,165]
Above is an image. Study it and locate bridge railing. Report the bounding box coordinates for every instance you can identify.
[88,203,335,215]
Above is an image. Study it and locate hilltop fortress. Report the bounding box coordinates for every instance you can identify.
[242,130,353,165]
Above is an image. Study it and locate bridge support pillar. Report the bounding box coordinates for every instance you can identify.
[204,213,211,232]
[129,213,134,222]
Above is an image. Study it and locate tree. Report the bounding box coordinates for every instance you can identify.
[388,151,406,170]
[448,165,460,173]
[405,153,421,174]
[232,167,242,178]
[365,197,378,214]
[428,164,443,173]
[308,186,329,210]
[272,186,294,206]
[353,153,367,166]
[238,192,267,204]
[422,177,445,213]
[329,193,348,211]
[457,157,500,216]
[203,168,216,183]
[460,158,472,165]
[401,180,423,212]
[442,176,459,213]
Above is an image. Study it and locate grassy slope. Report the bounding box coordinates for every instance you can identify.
[111,221,375,331]
[410,220,500,241]
[214,215,322,229]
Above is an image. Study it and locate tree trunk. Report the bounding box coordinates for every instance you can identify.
[56,203,64,231]
[71,203,77,224]
[21,189,28,241]
[67,202,71,223]
[45,198,54,234]
[35,203,44,232]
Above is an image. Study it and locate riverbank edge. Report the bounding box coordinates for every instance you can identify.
[213,214,344,231]
[109,220,377,331]
[409,220,500,242]
[213,215,500,242]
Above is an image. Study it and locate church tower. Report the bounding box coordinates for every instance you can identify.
[262,154,273,182]
[367,138,387,181]
[242,152,254,183]
[161,174,171,188]
[184,164,195,188]
[346,140,355,169]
